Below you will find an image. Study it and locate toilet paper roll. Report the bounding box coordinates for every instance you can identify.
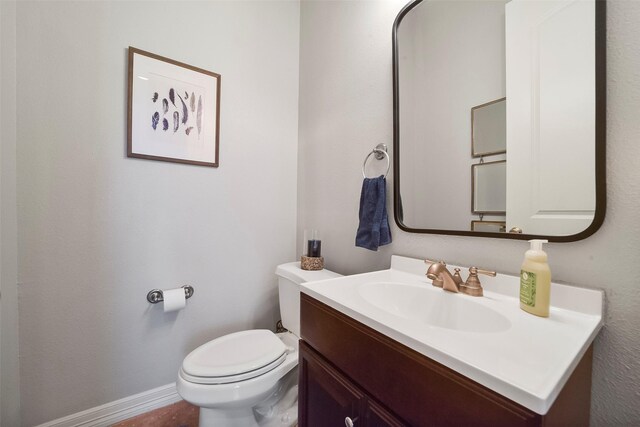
[163,288,186,313]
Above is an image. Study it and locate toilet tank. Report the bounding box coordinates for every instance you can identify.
[275,262,341,337]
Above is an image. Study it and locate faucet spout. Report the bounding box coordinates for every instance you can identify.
[426,262,460,293]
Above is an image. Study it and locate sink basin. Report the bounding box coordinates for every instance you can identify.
[358,282,512,333]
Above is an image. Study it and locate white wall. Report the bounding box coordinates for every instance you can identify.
[1,1,21,425]
[15,1,300,425]
[298,0,640,425]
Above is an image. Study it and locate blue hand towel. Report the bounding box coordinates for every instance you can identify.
[355,175,392,251]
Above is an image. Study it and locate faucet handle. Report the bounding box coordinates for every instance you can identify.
[452,268,464,286]
[460,267,496,297]
[473,267,497,277]
[424,258,445,266]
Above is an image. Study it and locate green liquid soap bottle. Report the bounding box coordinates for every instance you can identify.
[519,239,551,317]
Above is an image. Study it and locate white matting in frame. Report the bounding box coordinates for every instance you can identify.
[128,47,221,167]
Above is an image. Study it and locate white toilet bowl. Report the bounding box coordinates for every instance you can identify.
[177,262,341,427]
[177,331,299,426]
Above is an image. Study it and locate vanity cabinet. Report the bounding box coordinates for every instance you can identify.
[299,293,593,427]
[299,339,406,427]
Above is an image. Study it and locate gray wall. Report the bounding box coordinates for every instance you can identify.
[1,1,20,425]
[298,0,640,425]
[14,1,300,425]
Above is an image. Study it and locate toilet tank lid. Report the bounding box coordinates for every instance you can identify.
[275,262,342,285]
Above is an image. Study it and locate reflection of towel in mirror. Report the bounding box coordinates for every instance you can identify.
[355,176,392,251]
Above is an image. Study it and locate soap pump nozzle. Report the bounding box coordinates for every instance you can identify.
[529,239,548,252]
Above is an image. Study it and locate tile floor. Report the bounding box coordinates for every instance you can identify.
[112,400,199,427]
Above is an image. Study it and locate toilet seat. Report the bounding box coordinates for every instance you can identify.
[181,352,287,385]
[181,329,287,385]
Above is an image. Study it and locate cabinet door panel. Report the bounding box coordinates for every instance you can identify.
[366,398,407,427]
[299,341,363,427]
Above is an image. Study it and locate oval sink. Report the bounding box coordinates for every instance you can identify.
[358,282,511,333]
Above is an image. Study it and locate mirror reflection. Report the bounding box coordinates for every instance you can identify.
[395,0,601,238]
[472,98,506,157]
[473,161,506,214]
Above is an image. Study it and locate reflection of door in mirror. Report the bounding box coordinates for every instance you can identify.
[393,0,602,240]
[505,0,595,235]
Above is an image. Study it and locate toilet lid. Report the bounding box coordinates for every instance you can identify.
[182,330,287,381]
[180,352,288,385]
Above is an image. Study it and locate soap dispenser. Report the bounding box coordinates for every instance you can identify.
[519,239,551,317]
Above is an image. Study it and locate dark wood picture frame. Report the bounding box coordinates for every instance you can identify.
[127,46,221,167]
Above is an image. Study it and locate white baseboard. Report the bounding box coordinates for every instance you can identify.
[36,383,183,427]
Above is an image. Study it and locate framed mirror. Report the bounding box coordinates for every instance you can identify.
[392,0,606,242]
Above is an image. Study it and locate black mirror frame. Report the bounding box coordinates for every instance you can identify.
[392,0,606,242]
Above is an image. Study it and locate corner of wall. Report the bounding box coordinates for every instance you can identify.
[1,1,22,425]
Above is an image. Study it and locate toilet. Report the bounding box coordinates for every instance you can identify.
[177,262,341,427]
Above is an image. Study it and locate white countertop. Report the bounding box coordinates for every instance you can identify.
[301,255,603,415]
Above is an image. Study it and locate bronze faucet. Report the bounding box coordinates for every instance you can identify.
[424,259,496,297]
[425,261,460,293]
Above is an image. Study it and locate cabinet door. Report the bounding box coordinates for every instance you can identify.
[299,341,364,427]
[365,398,407,427]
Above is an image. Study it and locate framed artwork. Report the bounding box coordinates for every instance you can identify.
[471,160,506,214]
[471,97,506,158]
[471,220,506,233]
[127,47,221,167]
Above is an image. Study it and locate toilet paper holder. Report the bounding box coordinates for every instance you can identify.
[147,285,195,304]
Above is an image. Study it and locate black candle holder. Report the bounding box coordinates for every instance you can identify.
[301,229,323,270]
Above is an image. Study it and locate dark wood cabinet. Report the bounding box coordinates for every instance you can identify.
[299,339,407,427]
[299,293,592,427]
[365,397,407,427]
[299,340,363,427]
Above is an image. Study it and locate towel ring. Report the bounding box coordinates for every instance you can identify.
[362,144,390,179]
